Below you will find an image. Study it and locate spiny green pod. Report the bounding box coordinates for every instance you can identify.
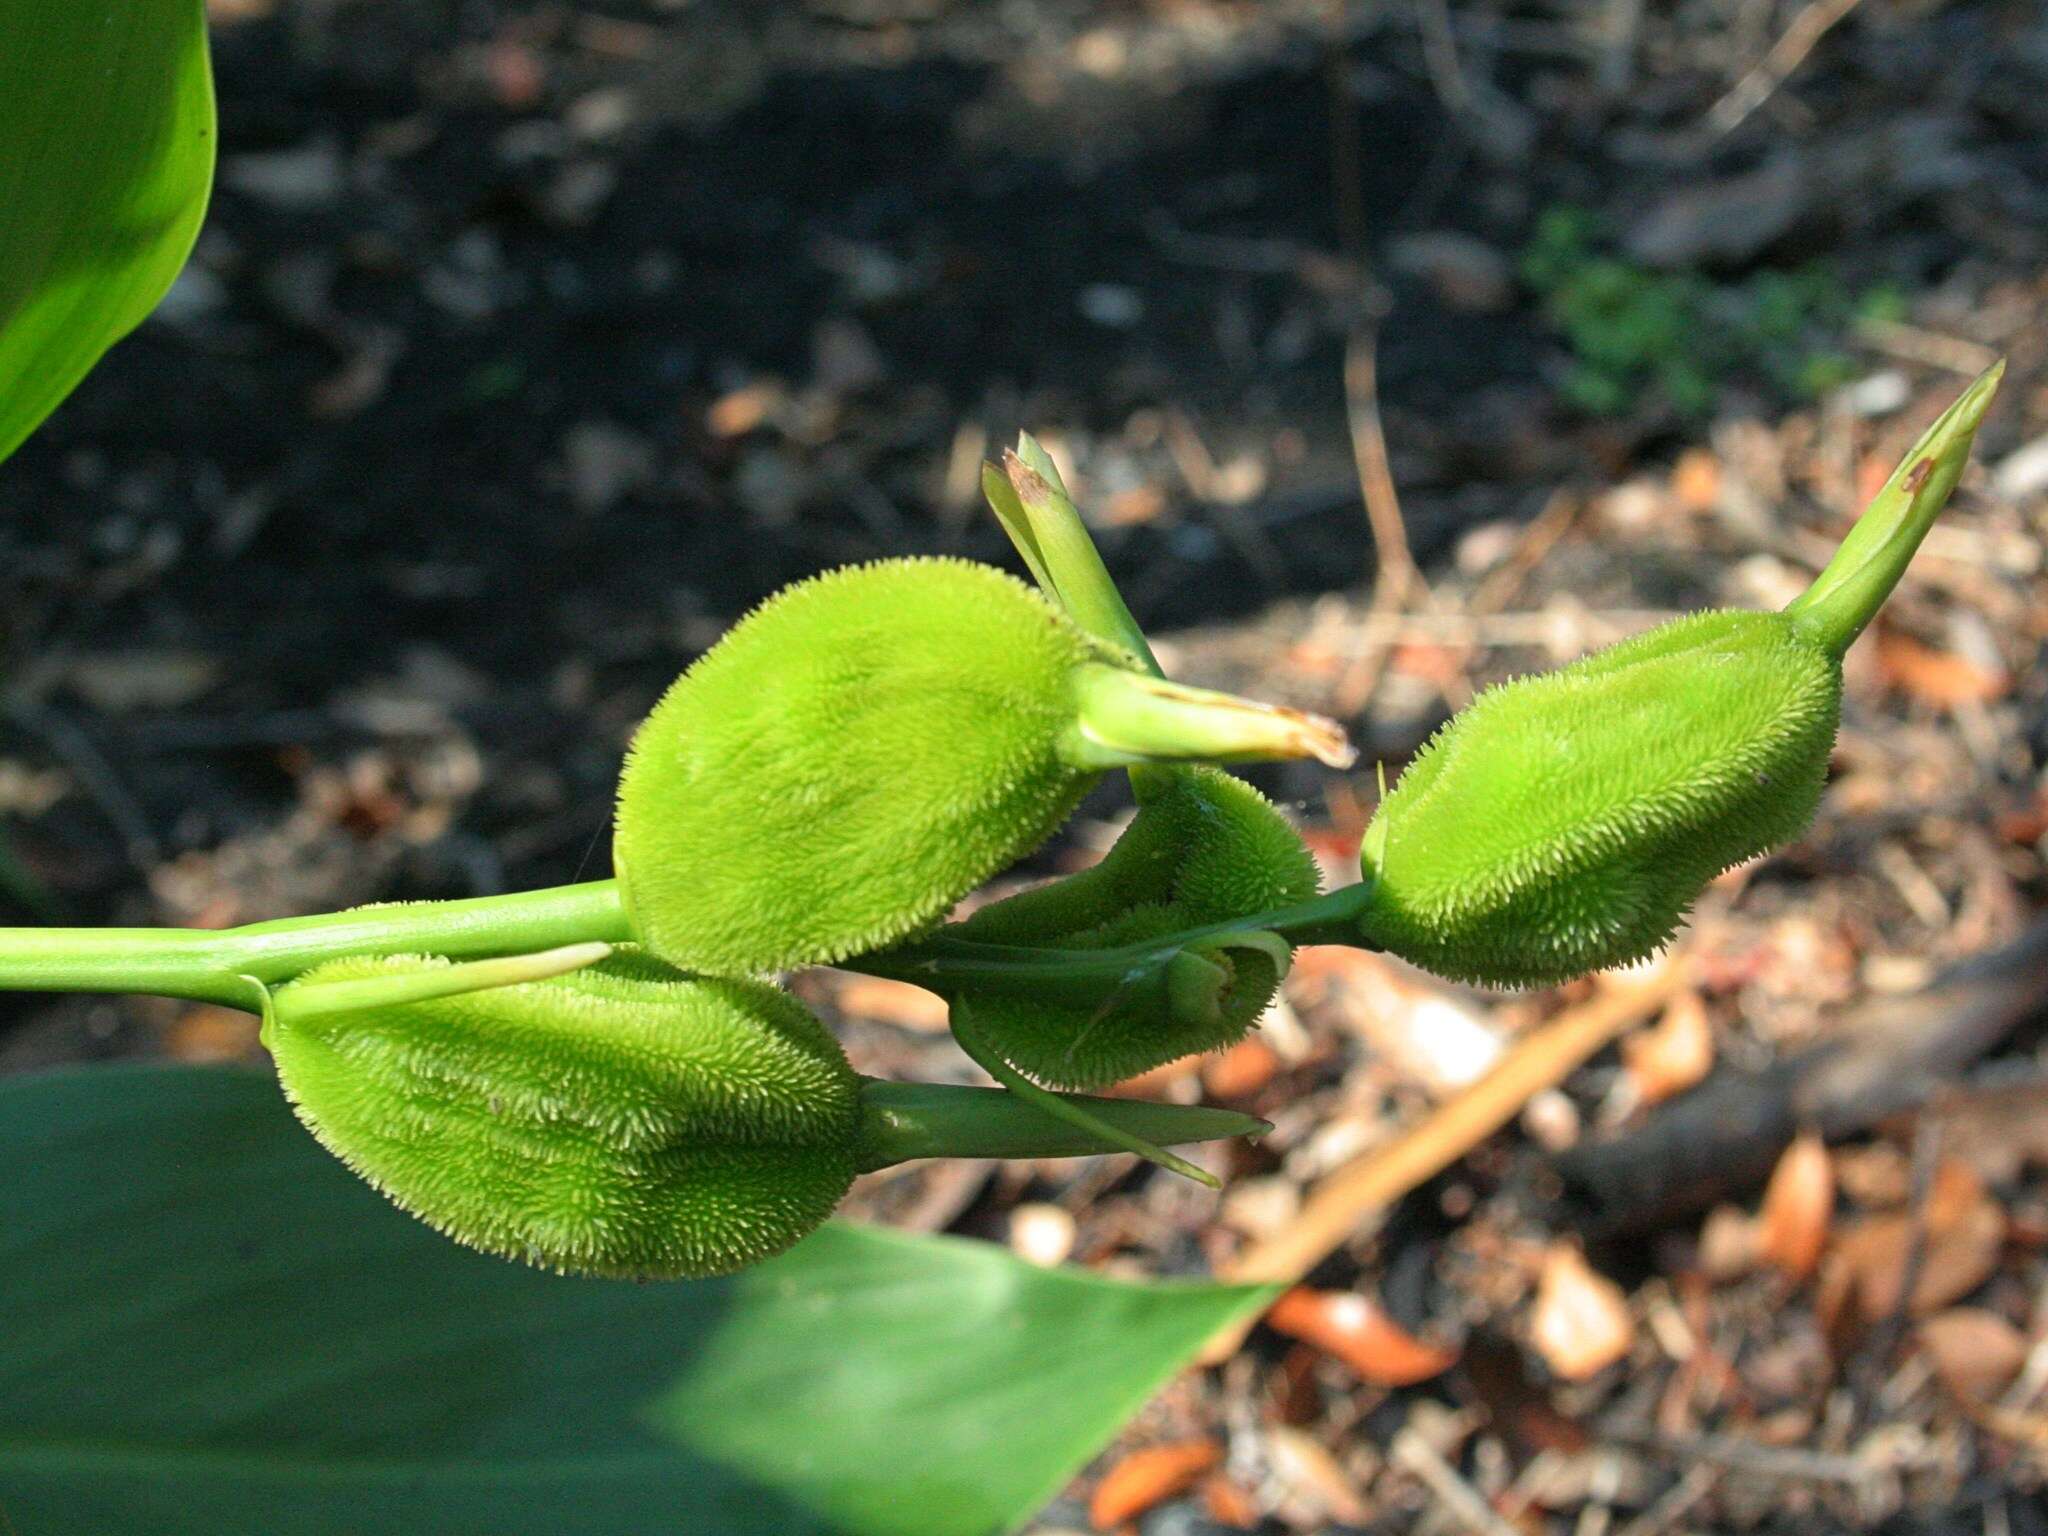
[1356,363,2002,988]
[265,948,863,1279]
[1357,608,1840,986]
[615,557,1350,976]
[945,765,1322,1089]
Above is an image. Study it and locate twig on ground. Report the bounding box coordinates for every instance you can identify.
[1612,1464,1720,1536]
[1703,0,1866,142]
[1392,1425,1527,1536]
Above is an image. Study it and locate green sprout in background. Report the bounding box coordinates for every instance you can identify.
[1521,205,1909,417]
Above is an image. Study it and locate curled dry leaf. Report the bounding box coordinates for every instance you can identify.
[1757,1132,1834,1285]
[1088,1438,1224,1530]
[1529,1245,1634,1382]
[1265,1286,1459,1387]
[1916,1308,2027,1405]
[1623,990,1714,1107]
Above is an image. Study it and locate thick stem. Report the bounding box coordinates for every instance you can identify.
[0,880,631,1006]
[855,1079,1268,1173]
[949,1001,1222,1187]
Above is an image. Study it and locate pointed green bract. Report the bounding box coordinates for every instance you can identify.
[1358,610,1840,986]
[950,765,1321,1088]
[1786,360,2003,657]
[266,951,863,1279]
[615,558,1348,976]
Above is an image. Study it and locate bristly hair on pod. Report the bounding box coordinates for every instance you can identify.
[267,950,864,1278]
[948,765,1322,1089]
[1357,609,1841,987]
[614,557,1352,978]
[614,557,1115,976]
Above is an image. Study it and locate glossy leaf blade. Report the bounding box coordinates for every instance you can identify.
[0,0,216,464]
[0,1064,1274,1536]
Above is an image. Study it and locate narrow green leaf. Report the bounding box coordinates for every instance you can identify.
[0,0,216,464]
[0,1065,1276,1536]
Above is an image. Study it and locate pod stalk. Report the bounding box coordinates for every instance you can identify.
[949,1002,1223,1187]
[854,1079,1267,1173]
[1066,664,1357,771]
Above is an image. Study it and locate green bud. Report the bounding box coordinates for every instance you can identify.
[266,950,863,1279]
[1355,359,2002,989]
[615,557,1350,975]
[947,765,1322,1088]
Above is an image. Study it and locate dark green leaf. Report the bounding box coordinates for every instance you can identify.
[0,1064,1273,1536]
[0,0,215,464]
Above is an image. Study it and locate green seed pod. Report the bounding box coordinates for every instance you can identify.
[266,950,863,1279]
[1354,361,2004,990]
[946,766,1322,1089]
[1356,610,1840,987]
[615,557,1350,976]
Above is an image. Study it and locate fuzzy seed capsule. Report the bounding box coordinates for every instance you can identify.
[266,951,863,1278]
[1358,609,1839,986]
[615,558,1349,976]
[948,765,1321,1088]
[1354,364,2003,990]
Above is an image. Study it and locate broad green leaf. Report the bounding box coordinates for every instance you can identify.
[0,0,216,465]
[0,1064,1275,1536]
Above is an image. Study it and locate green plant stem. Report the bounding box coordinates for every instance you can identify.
[0,880,631,1007]
[947,1002,1221,1188]
[0,879,1375,1010]
[854,1079,1267,1173]
[874,884,1375,980]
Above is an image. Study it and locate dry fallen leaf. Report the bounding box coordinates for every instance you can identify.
[1263,1424,1370,1526]
[162,1005,262,1064]
[1669,447,1723,512]
[1875,628,2010,708]
[827,974,950,1032]
[1623,990,1715,1106]
[1757,1132,1835,1285]
[1198,1472,1261,1530]
[1917,1308,2027,1405]
[1529,1245,1634,1382]
[1827,1160,2007,1324]
[1315,951,1503,1095]
[1089,1439,1223,1530]
[1202,1037,1278,1101]
[1265,1286,1459,1387]
[1699,1204,1762,1283]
